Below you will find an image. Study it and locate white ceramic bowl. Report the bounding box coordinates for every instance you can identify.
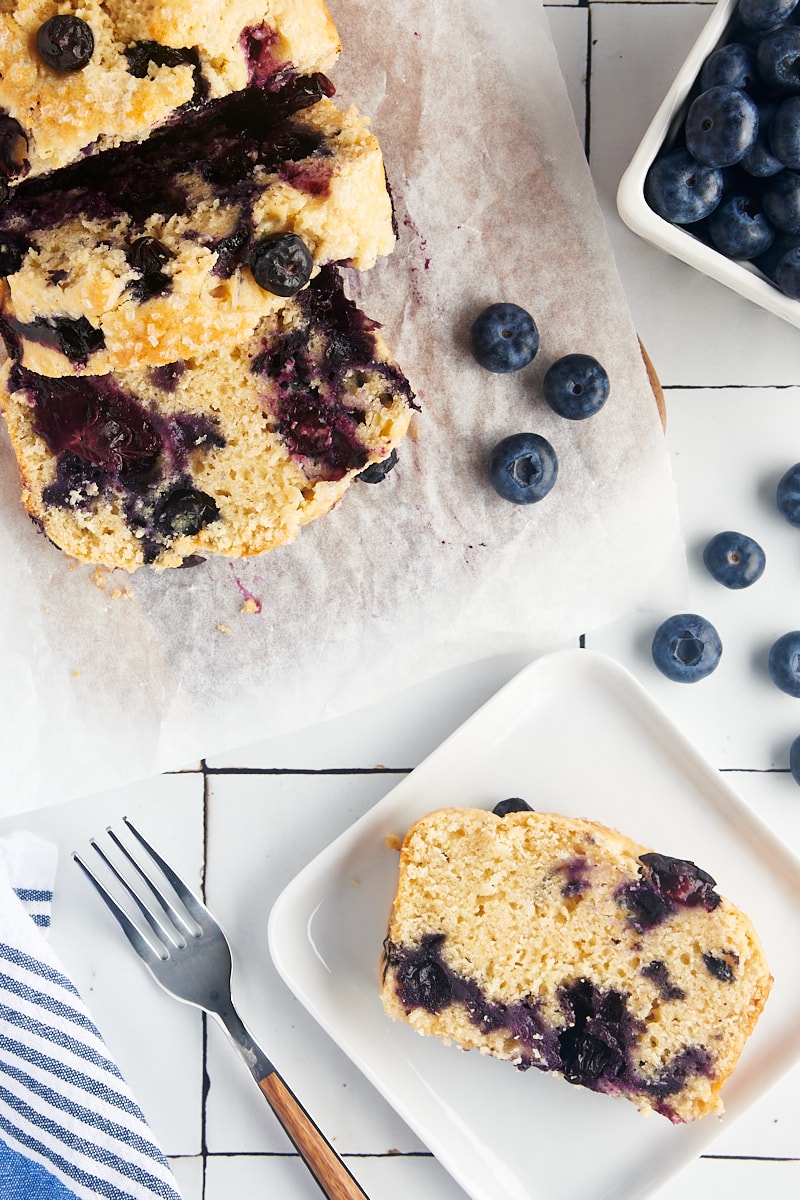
[617,0,800,330]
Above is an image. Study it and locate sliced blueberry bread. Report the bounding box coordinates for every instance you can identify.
[0,0,340,185]
[381,805,772,1123]
[0,78,395,376]
[0,266,416,570]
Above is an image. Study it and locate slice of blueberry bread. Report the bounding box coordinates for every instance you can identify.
[381,805,772,1123]
[0,0,340,186]
[0,266,416,571]
[0,78,396,377]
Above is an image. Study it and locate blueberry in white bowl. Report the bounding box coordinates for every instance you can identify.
[651,614,722,683]
[644,149,724,224]
[699,42,758,90]
[708,195,775,258]
[738,0,799,31]
[702,530,766,588]
[469,303,539,373]
[768,631,800,696]
[487,433,557,505]
[542,354,610,420]
[684,85,759,168]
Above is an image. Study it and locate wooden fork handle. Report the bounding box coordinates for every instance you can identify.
[259,1070,369,1200]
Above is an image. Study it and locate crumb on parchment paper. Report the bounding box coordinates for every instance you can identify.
[240,597,261,614]
[385,834,402,852]
[217,624,231,634]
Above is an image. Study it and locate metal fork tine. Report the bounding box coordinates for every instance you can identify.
[73,852,165,968]
[88,837,184,949]
[105,826,196,941]
[122,816,210,929]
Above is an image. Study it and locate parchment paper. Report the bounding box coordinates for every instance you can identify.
[0,0,685,813]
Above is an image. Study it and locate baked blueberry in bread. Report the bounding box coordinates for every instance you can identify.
[0,78,395,375]
[381,806,772,1122]
[0,266,416,570]
[0,0,341,185]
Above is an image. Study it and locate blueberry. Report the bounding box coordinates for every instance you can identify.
[789,733,800,783]
[469,303,539,373]
[487,433,558,504]
[152,487,220,539]
[739,0,799,29]
[685,86,759,168]
[741,104,785,177]
[700,43,758,91]
[644,149,724,224]
[769,630,800,695]
[708,194,776,258]
[357,449,398,483]
[769,96,800,167]
[639,852,721,910]
[249,233,313,296]
[542,354,610,420]
[0,232,27,276]
[36,15,94,72]
[492,797,533,816]
[651,613,722,682]
[774,244,800,295]
[762,170,800,233]
[776,461,800,524]
[702,951,736,982]
[702,530,766,588]
[757,26,800,91]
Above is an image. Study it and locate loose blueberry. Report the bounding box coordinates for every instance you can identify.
[789,733,800,783]
[757,26,800,91]
[700,42,758,90]
[492,797,533,816]
[36,15,94,72]
[762,170,800,233]
[651,613,722,682]
[702,530,766,588]
[542,354,609,420]
[685,86,759,168]
[469,303,539,373]
[249,233,313,296]
[738,0,799,29]
[708,194,775,258]
[644,149,724,224]
[768,630,800,696]
[776,461,800,524]
[487,433,558,505]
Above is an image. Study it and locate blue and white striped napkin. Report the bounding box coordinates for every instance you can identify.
[0,832,182,1200]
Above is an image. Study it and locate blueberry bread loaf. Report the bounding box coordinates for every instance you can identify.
[0,265,416,570]
[381,805,772,1123]
[0,0,340,186]
[0,78,395,376]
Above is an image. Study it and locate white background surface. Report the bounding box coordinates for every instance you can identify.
[2,2,800,1198]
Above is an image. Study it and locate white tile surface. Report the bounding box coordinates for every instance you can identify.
[2,5,800,1200]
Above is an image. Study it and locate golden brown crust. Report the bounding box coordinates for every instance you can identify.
[0,1,341,181]
[1,98,395,376]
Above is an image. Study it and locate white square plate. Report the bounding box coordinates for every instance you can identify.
[268,649,800,1200]
[617,0,800,330]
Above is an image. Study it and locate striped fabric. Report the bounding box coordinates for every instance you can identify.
[0,833,182,1200]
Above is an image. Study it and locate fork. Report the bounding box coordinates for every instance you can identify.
[74,818,369,1200]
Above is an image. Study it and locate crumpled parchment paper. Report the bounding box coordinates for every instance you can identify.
[0,0,685,813]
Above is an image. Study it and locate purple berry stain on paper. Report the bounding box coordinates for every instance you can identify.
[229,564,262,614]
